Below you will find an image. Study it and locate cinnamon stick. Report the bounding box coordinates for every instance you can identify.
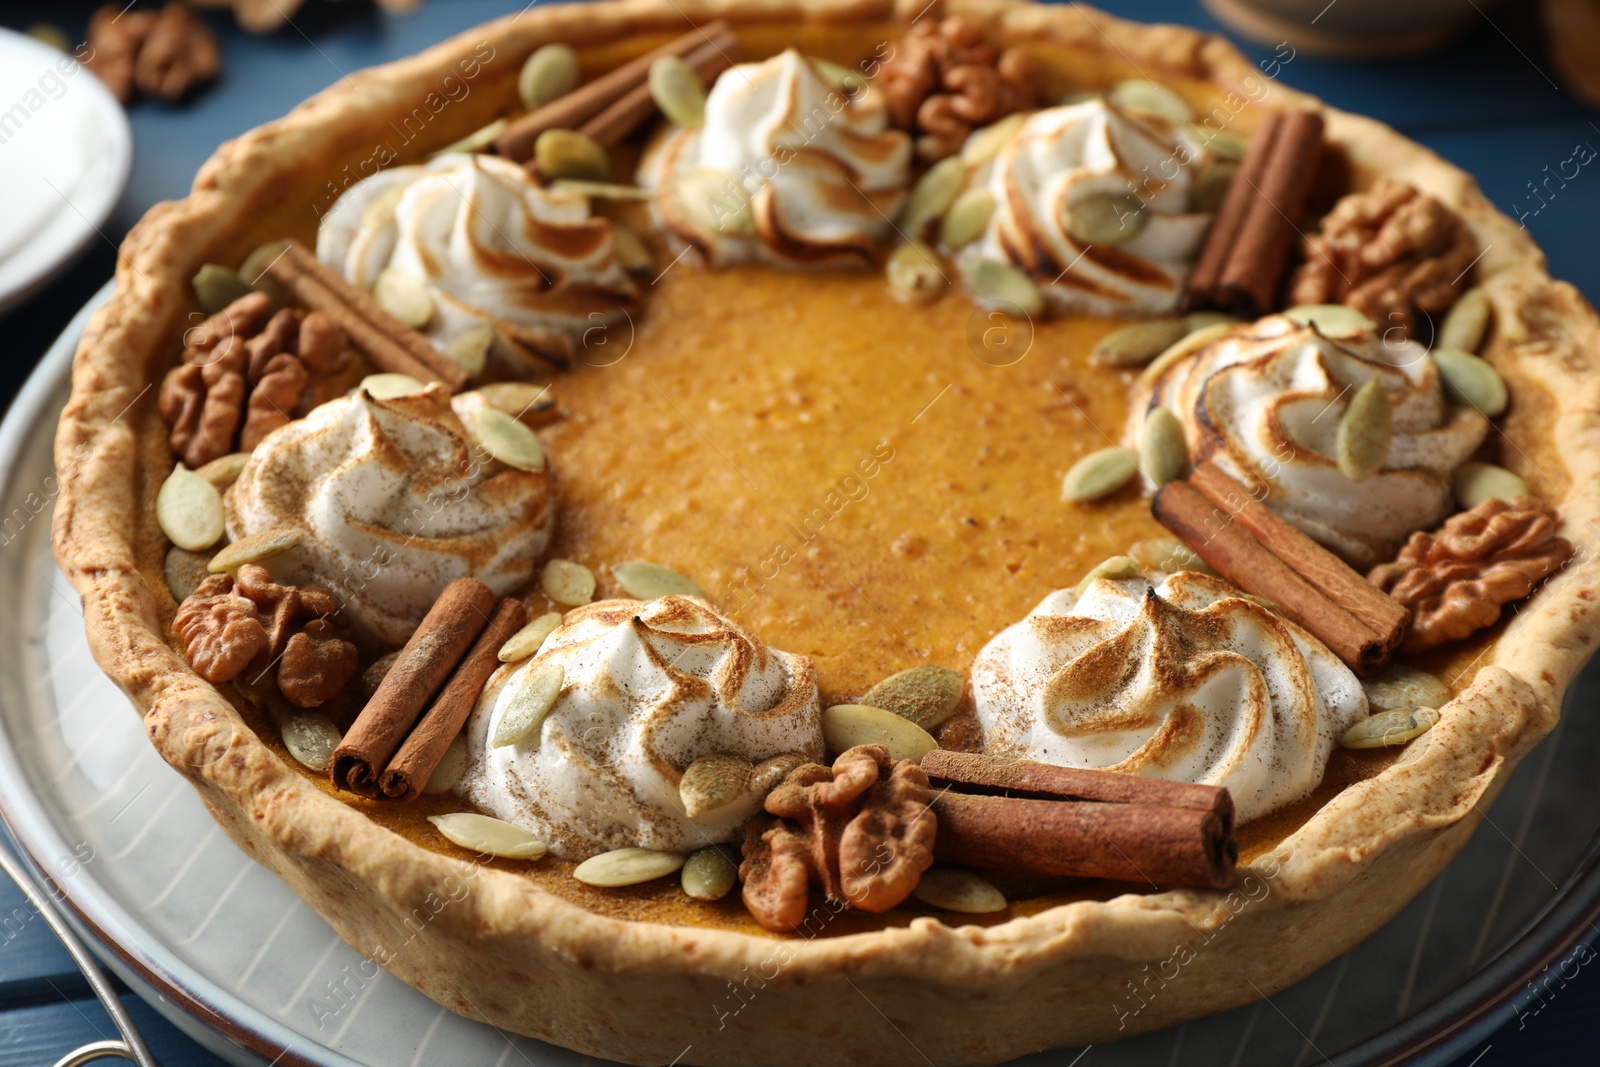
[578,35,736,149]
[1187,110,1281,311]
[379,597,527,801]
[264,240,469,392]
[495,21,734,163]
[331,578,497,798]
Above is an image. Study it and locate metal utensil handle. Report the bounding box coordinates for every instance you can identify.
[0,844,160,1067]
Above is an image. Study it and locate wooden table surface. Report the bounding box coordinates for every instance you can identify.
[1,1,1597,1063]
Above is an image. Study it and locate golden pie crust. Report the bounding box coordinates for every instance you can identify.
[52,0,1600,1062]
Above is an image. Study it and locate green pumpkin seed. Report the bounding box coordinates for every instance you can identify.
[680,754,754,817]
[1140,322,1236,384]
[1140,407,1190,487]
[1439,287,1491,353]
[430,118,509,159]
[26,23,69,52]
[499,612,564,662]
[1091,319,1188,367]
[446,323,495,378]
[424,735,470,794]
[1127,537,1216,576]
[358,650,402,702]
[164,546,214,602]
[677,166,752,234]
[208,527,303,573]
[649,54,707,128]
[281,711,341,772]
[1184,311,1238,333]
[1285,304,1375,340]
[574,847,686,887]
[821,704,938,762]
[519,43,580,110]
[1182,123,1248,160]
[610,221,654,274]
[1453,462,1529,509]
[861,665,965,731]
[1075,555,1143,596]
[1190,161,1237,213]
[1361,664,1451,713]
[541,558,595,607]
[939,188,996,249]
[962,113,1026,167]
[911,867,1007,913]
[429,812,547,859]
[1340,706,1440,750]
[1336,378,1392,482]
[681,846,740,901]
[611,560,703,600]
[194,452,251,489]
[492,662,564,748]
[157,466,225,552]
[1432,347,1507,417]
[535,128,610,181]
[963,259,1044,317]
[550,179,653,201]
[899,156,966,237]
[192,264,255,315]
[886,241,947,304]
[1064,194,1146,246]
[812,58,866,92]
[373,267,434,329]
[1061,447,1138,504]
[361,373,428,400]
[1056,91,1104,107]
[470,405,547,472]
[1109,79,1194,123]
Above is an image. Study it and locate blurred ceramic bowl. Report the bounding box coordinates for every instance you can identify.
[1203,0,1500,57]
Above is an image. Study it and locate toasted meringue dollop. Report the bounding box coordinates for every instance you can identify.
[1135,315,1489,567]
[639,49,912,267]
[972,571,1366,823]
[226,385,555,647]
[962,100,1213,315]
[460,596,824,859]
[317,153,639,371]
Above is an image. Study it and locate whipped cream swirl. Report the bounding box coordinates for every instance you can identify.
[226,385,555,647]
[318,153,639,371]
[639,49,912,267]
[1136,315,1489,567]
[963,100,1213,315]
[972,571,1366,823]
[461,596,824,859]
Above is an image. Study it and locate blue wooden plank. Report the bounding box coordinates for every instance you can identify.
[0,993,234,1067]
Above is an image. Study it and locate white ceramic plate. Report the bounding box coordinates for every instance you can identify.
[4,286,1600,1067]
[0,30,132,314]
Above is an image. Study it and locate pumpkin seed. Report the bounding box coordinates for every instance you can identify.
[611,560,704,600]
[1127,537,1215,576]
[430,118,509,159]
[1091,319,1188,368]
[535,128,610,181]
[423,735,470,794]
[157,466,225,552]
[280,711,341,772]
[677,166,752,234]
[899,156,966,237]
[1182,123,1247,160]
[373,267,434,329]
[911,867,1007,914]
[963,259,1043,317]
[1361,664,1451,713]
[1064,194,1146,246]
[550,179,653,201]
[681,846,740,901]
[649,54,707,128]
[477,381,555,423]
[192,264,254,315]
[357,650,401,702]
[1453,462,1529,509]
[1061,447,1138,504]
[821,704,938,762]
[886,241,947,304]
[1285,304,1375,340]
[1075,555,1143,597]
[428,812,547,859]
[519,43,580,109]
[1140,407,1190,487]
[25,23,70,52]
[207,527,303,573]
[238,241,292,304]
[1439,287,1491,353]
[1109,79,1194,123]
[492,662,564,748]
[1432,347,1507,417]
[861,665,965,731]
[962,112,1026,167]
[1336,378,1392,481]
[1340,706,1440,750]
[541,558,595,607]
[1056,91,1103,107]
[1140,322,1236,384]
[361,372,428,400]
[611,221,654,273]
[680,754,754,817]
[574,847,686,887]
[164,547,214,601]
[1190,161,1237,213]
[499,612,564,662]
[446,324,495,378]
[194,452,251,490]
[939,188,996,249]
[1184,311,1238,332]
[812,58,866,91]
[470,405,547,472]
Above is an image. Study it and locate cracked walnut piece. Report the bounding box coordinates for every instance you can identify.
[83,2,220,105]
[174,564,358,706]
[1290,180,1478,340]
[1370,496,1572,653]
[877,14,1039,163]
[739,745,935,932]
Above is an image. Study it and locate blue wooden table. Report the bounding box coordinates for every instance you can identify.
[1,1,1597,1063]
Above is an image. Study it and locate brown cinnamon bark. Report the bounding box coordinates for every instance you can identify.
[331,578,496,798]
[579,36,737,149]
[379,597,527,801]
[1186,110,1281,310]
